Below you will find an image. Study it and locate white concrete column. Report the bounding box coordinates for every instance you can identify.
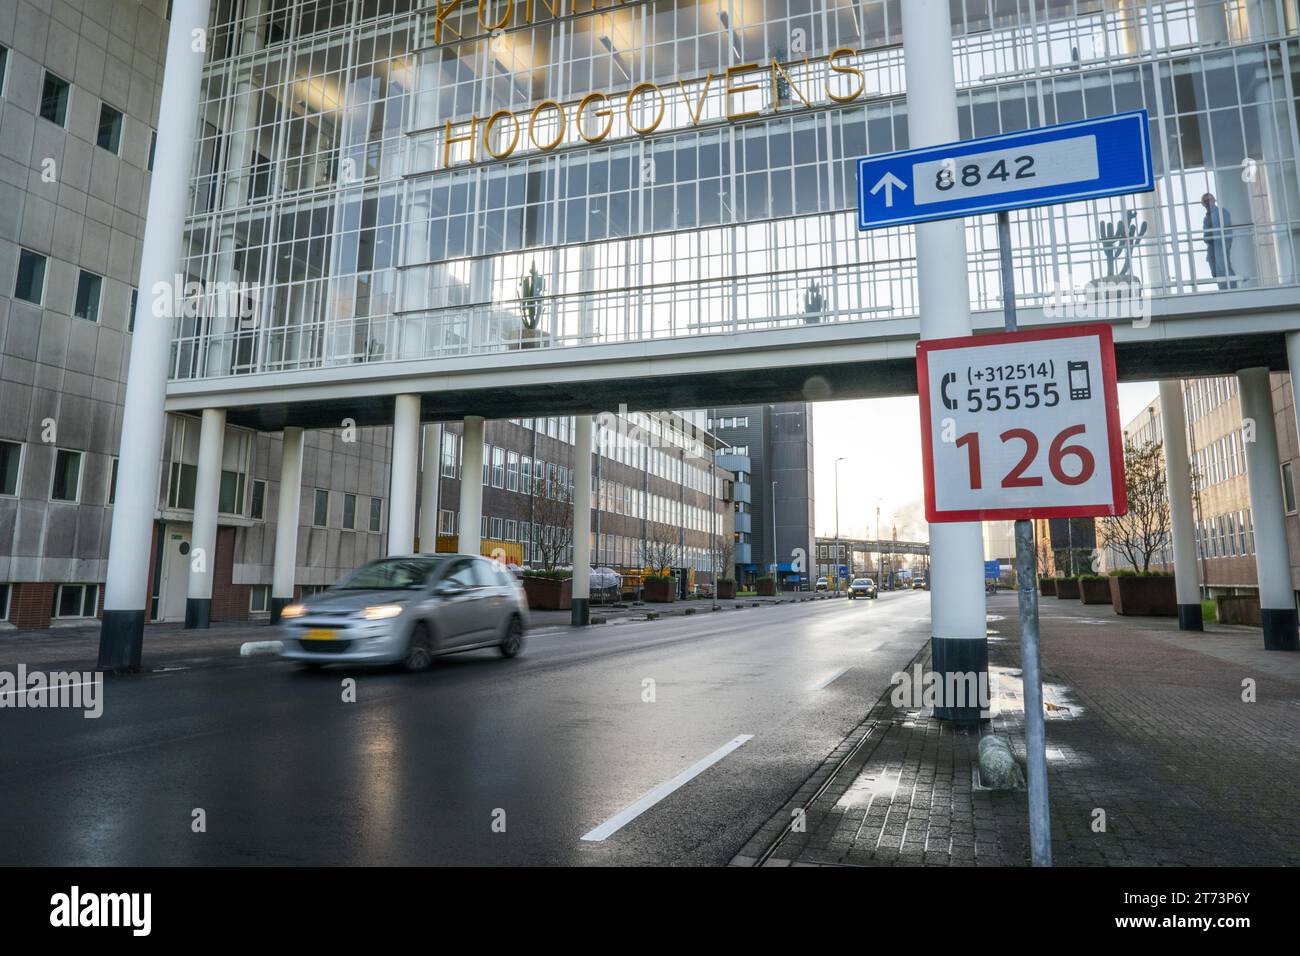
[1158,380,1204,629]
[571,415,594,625]
[271,426,304,621]
[1237,367,1299,649]
[388,395,421,556]
[185,408,226,628]
[419,423,442,552]
[459,416,486,556]
[903,0,989,720]
[99,0,211,670]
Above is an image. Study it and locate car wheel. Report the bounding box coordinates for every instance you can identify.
[499,616,524,658]
[403,623,434,672]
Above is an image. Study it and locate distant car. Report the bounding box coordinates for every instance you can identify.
[815,576,829,591]
[591,567,623,603]
[279,554,528,671]
[913,578,926,590]
[849,578,878,599]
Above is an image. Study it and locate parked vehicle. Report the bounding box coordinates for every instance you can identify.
[591,567,623,603]
[815,576,829,591]
[279,555,528,670]
[849,578,878,599]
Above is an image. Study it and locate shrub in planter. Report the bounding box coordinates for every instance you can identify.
[644,574,677,603]
[755,576,777,597]
[1039,576,1057,597]
[522,570,572,610]
[716,579,736,600]
[1054,576,1081,600]
[1108,571,1176,616]
[1077,574,1112,604]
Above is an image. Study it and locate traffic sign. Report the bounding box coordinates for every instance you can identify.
[984,560,1001,580]
[918,324,1127,523]
[856,111,1153,230]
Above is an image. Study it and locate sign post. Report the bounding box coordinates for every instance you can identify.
[858,110,1149,867]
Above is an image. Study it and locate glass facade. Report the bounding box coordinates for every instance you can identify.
[174,0,1300,380]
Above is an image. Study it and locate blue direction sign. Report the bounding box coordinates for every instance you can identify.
[856,110,1153,230]
[984,560,1001,581]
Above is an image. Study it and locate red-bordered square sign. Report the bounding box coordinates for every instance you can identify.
[917,324,1127,523]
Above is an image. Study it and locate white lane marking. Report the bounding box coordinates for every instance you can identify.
[0,679,99,701]
[812,665,851,691]
[580,734,754,842]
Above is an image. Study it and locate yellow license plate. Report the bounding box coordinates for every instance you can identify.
[302,628,338,641]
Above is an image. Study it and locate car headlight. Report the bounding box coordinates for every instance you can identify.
[280,603,307,619]
[362,604,404,621]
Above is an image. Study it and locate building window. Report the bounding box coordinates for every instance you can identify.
[107,457,118,505]
[14,249,47,305]
[490,516,503,540]
[506,450,519,491]
[1282,462,1297,515]
[218,469,245,515]
[250,478,266,520]
[440,430,459,478]
[74,270,103,322]
[97,103,124,154]
[40,71,71,126]
[0,45,9,97]
[369,497,382,532]
[492,446,505,488]
[128,287,139,332]
[53,584,98,619]
[313,489,328,527]
[342,492,356,530]
[0,583,9,622]
[167,460,197,510]
[437,509,455,535]
[249,585,270,613]
[148,130,157,171]
[0,440,21,496]
[50,449,82,502]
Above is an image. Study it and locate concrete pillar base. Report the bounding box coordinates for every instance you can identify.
[1177,603,1204,631]
[98,610,145,672]
[931,636,990,723]
[571,598,590,627]
[269,596,294,624]
[184,597,212,630]
[1261,608,1299,651]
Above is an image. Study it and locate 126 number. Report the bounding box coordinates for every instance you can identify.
[954,425,1095,490]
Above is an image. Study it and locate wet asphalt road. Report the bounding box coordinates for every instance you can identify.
[0,592,932,865]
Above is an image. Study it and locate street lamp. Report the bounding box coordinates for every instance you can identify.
[834,457,847,592]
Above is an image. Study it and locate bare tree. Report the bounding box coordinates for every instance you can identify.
[709,536,736,584]
[640,523,680,573]
[527,472,574,572]
[1100,439,1171,573]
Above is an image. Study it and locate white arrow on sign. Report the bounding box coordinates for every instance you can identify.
[870,172,907,207]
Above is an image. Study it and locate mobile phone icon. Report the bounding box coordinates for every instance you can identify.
[1068,361,1092,401]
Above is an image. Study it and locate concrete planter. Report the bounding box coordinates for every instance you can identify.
[523,575,571,610]
[1039,577,1057,597]
[1078,577,1112,604]
[1216,594,1262,626]
[1055,577,1080,600]
[644,578,676,603]
[1109,575,1177,617]
[756,579,777,597]
[717,580,736,600]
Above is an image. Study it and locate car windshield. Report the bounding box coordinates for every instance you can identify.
[853,579,873,586]
[334,558,442,590]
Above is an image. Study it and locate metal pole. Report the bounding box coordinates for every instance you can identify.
[999,209,1052,867]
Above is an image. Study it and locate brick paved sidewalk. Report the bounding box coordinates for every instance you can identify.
[734,593,1300,867]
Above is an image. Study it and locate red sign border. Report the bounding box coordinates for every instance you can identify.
[917,323,1128,524]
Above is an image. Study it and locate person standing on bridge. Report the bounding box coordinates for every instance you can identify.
[1201,192,1237,290]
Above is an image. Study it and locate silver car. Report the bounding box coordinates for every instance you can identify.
[279,555,529,670]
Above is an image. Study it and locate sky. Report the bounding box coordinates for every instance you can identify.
[811,380,1160,542]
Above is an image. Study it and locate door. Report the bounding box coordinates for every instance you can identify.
[434,559,483,647]
[158,524,192,623]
